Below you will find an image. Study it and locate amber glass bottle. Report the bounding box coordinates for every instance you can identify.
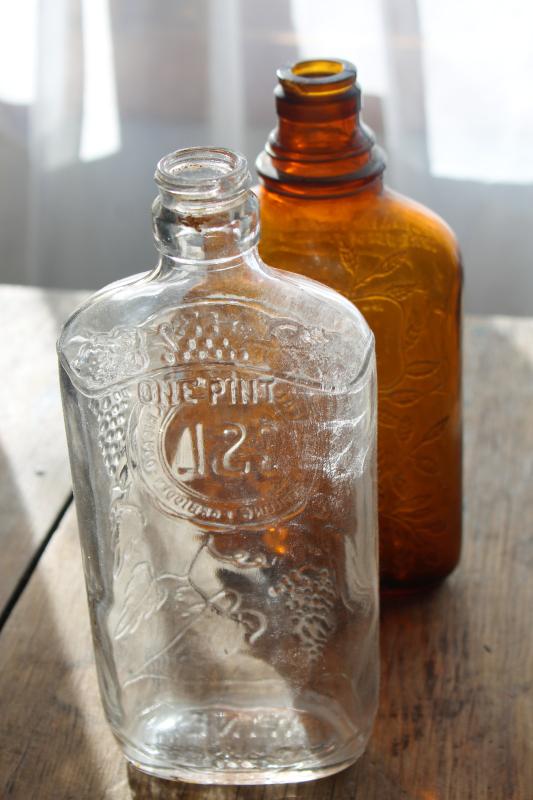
[257,59,462,591]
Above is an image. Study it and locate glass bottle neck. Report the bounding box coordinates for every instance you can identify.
[152,192,259,267]
[257,59,386,199]
[151,148,260,269]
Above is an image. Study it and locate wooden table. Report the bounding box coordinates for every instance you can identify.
[0,285,531,800]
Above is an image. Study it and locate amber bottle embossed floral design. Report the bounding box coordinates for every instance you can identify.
[257,59,462,590]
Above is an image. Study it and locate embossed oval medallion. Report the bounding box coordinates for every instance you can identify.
[134,369,315,529]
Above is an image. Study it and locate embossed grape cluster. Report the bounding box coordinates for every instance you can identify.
[269,566,337,662]
[158,310,252,365]
[73,328,147,387]
[89,390,129,476]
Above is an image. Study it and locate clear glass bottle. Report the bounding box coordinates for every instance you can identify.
[257,59,462,592]
[57,147,379,785]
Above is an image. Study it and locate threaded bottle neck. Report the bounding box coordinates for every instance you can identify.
[257,59,385,198]
[153,147,259,264]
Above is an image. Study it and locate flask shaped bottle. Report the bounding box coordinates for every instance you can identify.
[58,147,379,784]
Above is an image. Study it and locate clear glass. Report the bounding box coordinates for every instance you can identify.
[257,60,462,592]
[57,147,379,785]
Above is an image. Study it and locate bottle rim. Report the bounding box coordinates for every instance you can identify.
[277,59,357,98]
[155,147,251,203]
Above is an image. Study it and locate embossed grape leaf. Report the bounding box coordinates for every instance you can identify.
[415,416,450,448]
[405,327,422,346]
[394,503,437,524]
[114,562,167,640]
[406,361,440,379]
[396,418,414,443]
[388,284,416,302]
[337,241,358,278]
[391,390,421,407]
[413,455,440,475]
[397,510,448,532]
[395,493,433,513]
[379,408,401,428]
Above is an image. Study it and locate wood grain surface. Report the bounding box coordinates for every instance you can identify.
[0,314,531,799]
[0,285,86,614]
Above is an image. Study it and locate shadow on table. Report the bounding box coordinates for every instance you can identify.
[0,452,110,799]
[0,490,104,798]
[0,444,42,624]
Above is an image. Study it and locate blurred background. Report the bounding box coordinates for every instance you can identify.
[1,0,532,313]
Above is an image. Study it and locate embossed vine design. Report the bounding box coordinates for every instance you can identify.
[113,537,268,689]
[335,224,461,575]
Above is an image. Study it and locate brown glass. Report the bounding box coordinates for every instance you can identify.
[257,59,462,591]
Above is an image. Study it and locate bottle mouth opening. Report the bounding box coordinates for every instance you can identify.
[277,59,357,97]
[155,147,250,202]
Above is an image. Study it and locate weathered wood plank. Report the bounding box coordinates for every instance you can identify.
[0,316,531,799]
[0,504,128,800]
[0,285,86,614]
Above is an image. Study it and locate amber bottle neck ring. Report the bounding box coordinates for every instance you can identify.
[257,59,385,199]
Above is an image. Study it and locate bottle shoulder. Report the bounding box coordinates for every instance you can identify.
[58,256,374,398]
[380,188,460,256]
[261,259,373,337]
[260,185,461,265]
[58,270,151,346]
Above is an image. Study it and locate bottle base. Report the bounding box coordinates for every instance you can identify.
[380,561,460,596]
[125,752,362,786]
[380,576,446,596]
[116,699,366,785]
